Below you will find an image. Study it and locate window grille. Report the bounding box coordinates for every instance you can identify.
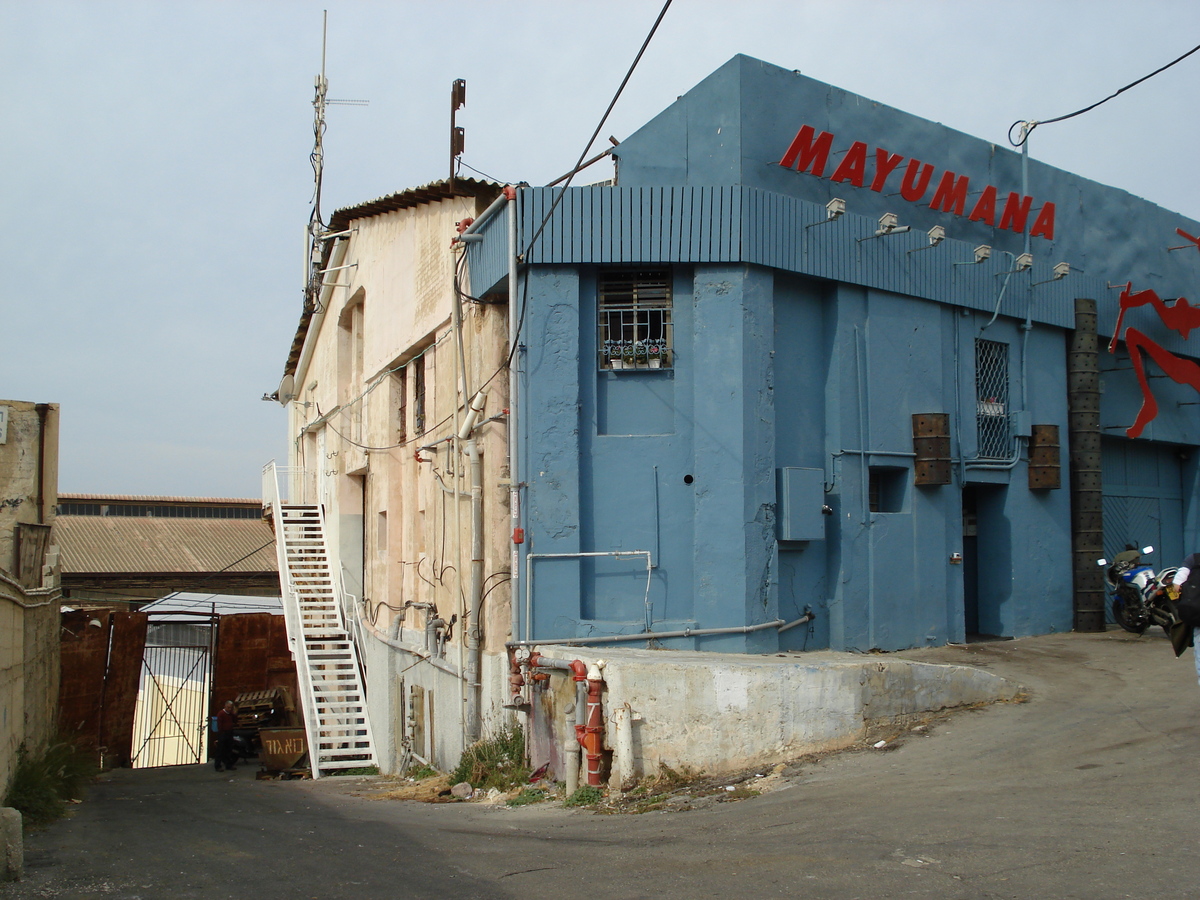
[597,270,673,371]
[975,338,1012,459]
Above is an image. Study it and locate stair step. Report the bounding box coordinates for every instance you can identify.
[277,506,377,775]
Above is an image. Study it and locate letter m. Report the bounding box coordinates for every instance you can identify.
[928,171,970,216]
[779,125,834,177]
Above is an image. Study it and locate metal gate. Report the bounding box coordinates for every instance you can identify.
[130,612,217,769]
[1101,437,1186,622]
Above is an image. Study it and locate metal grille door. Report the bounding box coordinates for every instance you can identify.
[130,615,216,768]
[975,339,1012,459]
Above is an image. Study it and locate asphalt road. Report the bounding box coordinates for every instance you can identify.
[4,629,1198,900]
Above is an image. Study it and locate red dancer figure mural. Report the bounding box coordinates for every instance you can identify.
[1108,279,1200,438]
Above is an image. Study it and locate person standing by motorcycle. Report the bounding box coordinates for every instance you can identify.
[214,700,239,772]
[1168,553,1200,682]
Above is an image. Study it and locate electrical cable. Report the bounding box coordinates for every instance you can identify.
[1009,41,1200,146]
[119,538,278,611]
[457,159,511,184]
[457,3,673,402]
[519,0,674,261]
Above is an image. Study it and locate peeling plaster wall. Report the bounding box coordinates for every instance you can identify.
[286,198,517,770]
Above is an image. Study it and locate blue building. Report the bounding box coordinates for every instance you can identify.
[464,55,1200,654]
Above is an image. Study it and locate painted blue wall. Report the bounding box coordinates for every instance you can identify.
[493,54,1198,653]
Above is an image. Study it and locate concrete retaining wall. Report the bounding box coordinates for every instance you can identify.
[534,645,1021,780]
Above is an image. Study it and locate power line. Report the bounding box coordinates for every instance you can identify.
[519,0,674,260]
[1010,41,1200,146]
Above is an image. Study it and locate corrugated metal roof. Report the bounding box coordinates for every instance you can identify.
[58,493,260,505]
[326,176,501,233]
[54,516,277,575]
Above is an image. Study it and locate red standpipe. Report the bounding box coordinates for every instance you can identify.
[582,666,605,787]
[525,651,605,787]
[507,651,525,707]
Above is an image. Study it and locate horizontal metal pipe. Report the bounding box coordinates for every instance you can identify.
[506,618,788,648]
[459,191,510,236]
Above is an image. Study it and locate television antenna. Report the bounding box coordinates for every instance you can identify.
[306,10,368,312]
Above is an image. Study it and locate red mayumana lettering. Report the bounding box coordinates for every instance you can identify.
[870,149,905,193]
[928,171,970,216]
[830,141,868,187]
[779,125,835,177]
[1028,203,1055,240]
[968,185,998,226]
[998,193,1033,233]
[899,159,934,202]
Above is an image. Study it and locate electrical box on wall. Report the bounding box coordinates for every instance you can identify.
[0,407,7,445]
[776,467,826,541]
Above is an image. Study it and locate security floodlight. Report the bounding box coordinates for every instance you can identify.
[974,244,991,263]
[1015,253,1033,270]
[907,224,946,254]
[1053,261,1070,279]
[806,198,847,230]
[858,211,910,242]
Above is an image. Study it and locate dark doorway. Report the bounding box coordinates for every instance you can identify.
[961,484,1012,642]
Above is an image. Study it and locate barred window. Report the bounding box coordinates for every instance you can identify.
[975,338,1012,459]
[597,270,673,371]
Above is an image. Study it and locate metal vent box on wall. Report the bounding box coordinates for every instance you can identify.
[776,467,826,542]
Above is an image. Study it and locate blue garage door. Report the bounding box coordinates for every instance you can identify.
[1101,438,1185,600]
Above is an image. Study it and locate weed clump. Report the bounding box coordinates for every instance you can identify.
[564,785,604,807]
[506,787,547,807]
[5,742,96,828]
[449,724,529,791]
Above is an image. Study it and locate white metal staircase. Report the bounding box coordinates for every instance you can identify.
[264,463,376,777]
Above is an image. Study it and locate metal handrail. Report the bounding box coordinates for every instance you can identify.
[261,459,324,776]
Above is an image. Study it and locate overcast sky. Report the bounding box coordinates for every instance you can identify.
[5,1,1199,499]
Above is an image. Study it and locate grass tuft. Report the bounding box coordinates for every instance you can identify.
[506,787,547,807]
[564,785,604,807]
[449,724,529,791]
[5,742,97,829]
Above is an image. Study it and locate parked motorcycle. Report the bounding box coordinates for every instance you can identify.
[1097,545,1179,635]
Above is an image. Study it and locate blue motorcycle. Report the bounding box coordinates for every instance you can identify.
[1098,545,1179,635]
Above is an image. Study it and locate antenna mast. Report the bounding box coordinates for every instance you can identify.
[304,11,368,314]
[305,12,330,313]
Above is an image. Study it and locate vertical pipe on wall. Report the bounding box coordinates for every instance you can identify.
[854,324,876,648]
[506,189,523,647]
[1068,297,1106,632]
[465,439,484,743]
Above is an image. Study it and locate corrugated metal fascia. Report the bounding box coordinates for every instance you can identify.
[464,198,511,297]
[515,185,1079,330]
[55,518,277,575]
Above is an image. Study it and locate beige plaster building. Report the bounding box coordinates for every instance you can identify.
[0,401,62,792]
[270,179,511,770]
